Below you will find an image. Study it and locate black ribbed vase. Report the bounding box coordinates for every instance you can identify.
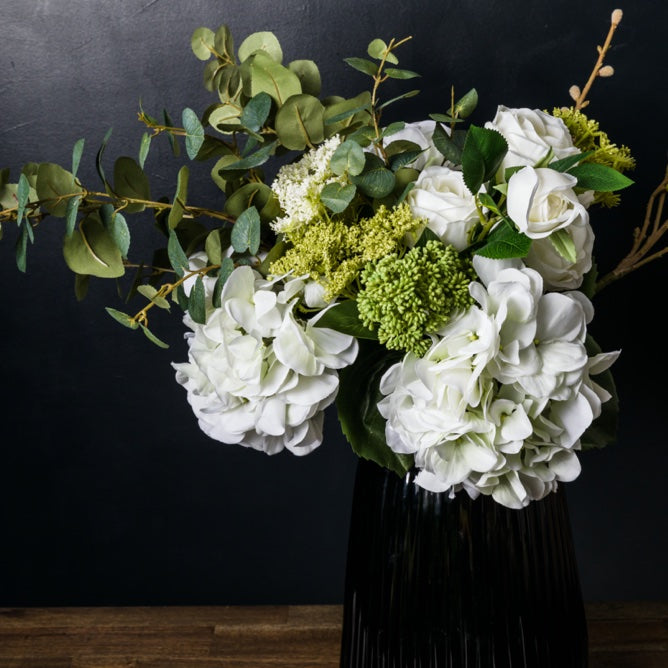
[340,458,588,667]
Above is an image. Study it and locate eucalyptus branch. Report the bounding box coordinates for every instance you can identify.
[595,165,668,294]
[569,9,623,110]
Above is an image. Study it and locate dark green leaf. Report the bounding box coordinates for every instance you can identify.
[275,94,325,151]
[65,194,81,238]
[336,339,413,477]
[478,192,501,214]
[167,229,189,277]
[164,109,180,157]
[377,88,420,110]
[240,92,272,132]
[231,206,261,254]
[189,276,207,324]
[474,220,531,259]
[105,307,139,330]
[71,138,85,178]
[36,163,83,217]
[96,127,113,192]
[454,88,478,118]
[15,224,28,272]
[182,108,205,160]
[138,132,151,169]
[314,299,377,339]
[74,273,90,301]
[220,140,277,172]
[212,257,235,307]
[568,163,634,192]
[168,165,190,229]
[461,125,508,195]
[109,211,131,259]
[351,154,395,198]
[343,57,378,77]
[257,240,286,276]
[287,59,322,96]
[16,173,30,225]
[548,151,594,173]
[415,226,441,248]
[320,183,357,213]
[113,156,150,213]
[432,122,462,164]
[62,216,125,278]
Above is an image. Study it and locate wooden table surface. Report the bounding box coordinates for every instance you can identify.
[0,602,666,667]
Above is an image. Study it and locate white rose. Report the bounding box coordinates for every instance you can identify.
[507,166,589,240]
[485,105,580,173]
[406,165,479,250]
[525,217,594,290]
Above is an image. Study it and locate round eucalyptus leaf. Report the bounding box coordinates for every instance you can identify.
[210,155,245,192]
[62,215,125,278]
[275,94,325,151]
[36,163,82,218]
[288,59,322,97]
[208,103,243,134]
[237,31,283,63]
[241,52,301,106]
[224,182,278,223]
[214,24,234,60]
[191,27,215,60]
[113,156,150,213]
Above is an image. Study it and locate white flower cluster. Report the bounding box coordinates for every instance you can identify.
[173,265,358,455]
[270,135,345,233]
[379,257,618,509]
[377,108,618,507]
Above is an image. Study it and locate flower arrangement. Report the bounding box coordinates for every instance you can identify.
[2,9,667,510]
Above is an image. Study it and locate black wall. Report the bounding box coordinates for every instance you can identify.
[0,0,666,605]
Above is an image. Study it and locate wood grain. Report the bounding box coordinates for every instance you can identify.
[0,602,665,667]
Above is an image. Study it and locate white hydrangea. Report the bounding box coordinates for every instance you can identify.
[172,266,358,455]
[270,135,345,233]
[378,256,618,508]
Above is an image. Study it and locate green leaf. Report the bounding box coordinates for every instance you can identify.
[287,59,322,97]
[384,67,420,79]
[478,192,501,215]
[238,31,283,63]
[140,323,169,349]
[461,125,508,195]
[377,88,420,110]
[432,123,462,163]
[71,138,85,177]
[138,132,151,169]
[108,211,130,259]
[214,24,234,60]
[549,229,577,263]
[16,173,30,225]
[367,38,398,64]
[105,307,139,330]
[275,94,325,151]
[314,299,377,339]
[35,163,83,217]
[336,339,413,477]
[65,194,81,238]
[168,165,190,229]
[343,57,378,77]
[322,91,372,136]
[257,240,286,276]
[548,150,594,173]
[224,182,279,223]
[207,103,243,133]
[474,220,531,259]
[74,273,89,301]
[164,109,180,157]
[220,140,278,172]
[351,154,396,198]
[96,127,113,193]
[182,108,205,160]
[241,51,300,105]
[415,226,441,248]
[454,88,478,119]
[231,206,261,254]
[189,276,207,324]
[167,229,189,277]
[240,92,272,132]
[213,257,235,308]
[15,224,28,272]
[580,335,619,450]
[62,216,125,278]
[320,183,357,213]
[568,163,634,192]
[191,27,215,60]
[329,140,366,176]
[137,284,170,310]
[113,156,150,213]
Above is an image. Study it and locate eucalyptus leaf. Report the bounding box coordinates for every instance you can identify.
[95,127,113,193]
[191,27,215,60]
[64,194,81,238]
[224,182,279,222]
[168,165,190,229]
[330,140,366,176]
[167,229,189,277]
[71,138,85,177]
[238,31,283,63]
[74,273,90,301]
[113,156,150,213]
[62,216,125,278]
[138,132,151,168]
[182,108,205,160]
[210,154,244,192]
[214,24,234,60]
[367,38,398,64]
[36,162,83,218]
[105,307,139,330]
[275,94,325,151]
[189,276,207,324]
[240,92,272,132]
[208,103,243,133]
[384,67,420,79]
[343,57,378,77]
[140,323,170,349]
[323,91,372,136]
[454,88,478,118]
[138,284,170,310]
[320,182,357,213]
[377,88,420,111]
[288,59,322,97]
[108,211,131,259]
[231,206,261,254]
[15,225,28,272]
[242,52,301,105]
[16,173,30,226]
[212,257,236,308]
[163,109,180,157]
[220,140,277,172]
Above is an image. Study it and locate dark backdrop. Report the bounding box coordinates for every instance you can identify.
[0,0,666,605]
